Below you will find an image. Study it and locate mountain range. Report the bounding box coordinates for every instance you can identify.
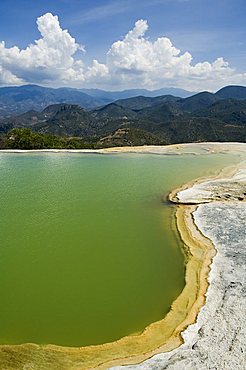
[0,85,192,117]
[0,85,246,148]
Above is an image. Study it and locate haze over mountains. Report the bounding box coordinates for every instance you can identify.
[0,85,246,148]
[0,85,193,117]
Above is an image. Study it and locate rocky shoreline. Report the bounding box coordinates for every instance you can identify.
[111,162,246,370]
[1,141,246,156]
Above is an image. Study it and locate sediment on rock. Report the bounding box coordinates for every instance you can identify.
[111,165,246,370]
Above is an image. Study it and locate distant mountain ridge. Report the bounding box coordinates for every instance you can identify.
[0,85,109,116]
[0,84,245,118]
[79,87,192,100]
[1,85,246,148]
[216,85,246,99]
[0,85,192,116]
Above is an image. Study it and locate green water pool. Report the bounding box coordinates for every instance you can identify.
[0,152,239,347]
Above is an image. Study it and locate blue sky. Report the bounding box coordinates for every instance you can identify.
[0,0,245,91]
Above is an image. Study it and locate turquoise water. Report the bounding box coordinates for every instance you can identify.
[0,152,239,347]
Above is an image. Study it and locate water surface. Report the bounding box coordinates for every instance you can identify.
[0,152,239,346]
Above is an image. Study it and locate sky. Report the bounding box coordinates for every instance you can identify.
[0,0,245,92]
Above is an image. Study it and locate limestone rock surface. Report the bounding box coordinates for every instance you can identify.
[111,168,246,370]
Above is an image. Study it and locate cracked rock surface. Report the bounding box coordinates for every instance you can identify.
[173,168,246,204]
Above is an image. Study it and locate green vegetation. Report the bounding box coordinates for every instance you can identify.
[99,127,167,147]
[6,128,98,150]
[1,127,166,150]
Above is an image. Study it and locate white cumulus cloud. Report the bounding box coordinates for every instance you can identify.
[0,13,86,84]
[0,65,23,85]
[106,19,246,90]
[0,13,245,91]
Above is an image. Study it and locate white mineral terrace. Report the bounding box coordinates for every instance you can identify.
[111,164,246,370]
